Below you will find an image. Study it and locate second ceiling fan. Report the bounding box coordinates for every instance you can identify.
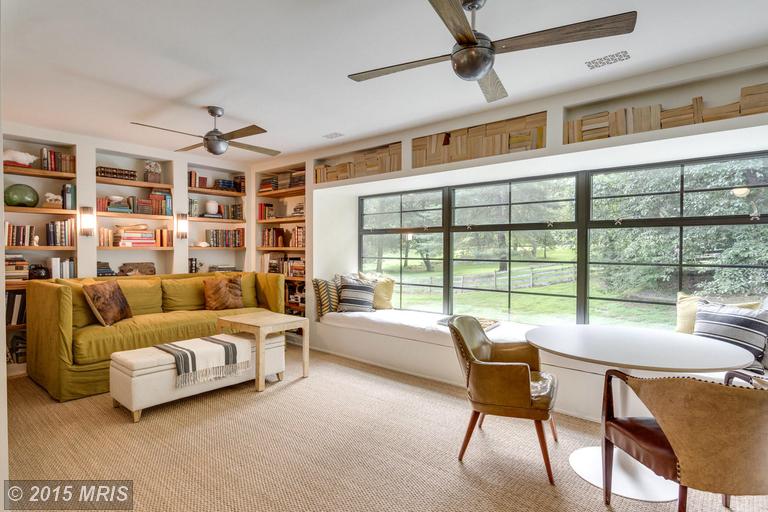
[349,0,637,103]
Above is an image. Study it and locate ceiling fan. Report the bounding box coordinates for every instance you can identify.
[131,106,280,157]
[349,0,637,103]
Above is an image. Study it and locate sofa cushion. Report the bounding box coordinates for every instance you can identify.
[203,276,244,310]
[73,307,267,365]
[675,292,760,334]
[217,271,257,307]
[83,280,133,326]
[56,278,98,328]
[116,277,162,316]
[161,276,207,312]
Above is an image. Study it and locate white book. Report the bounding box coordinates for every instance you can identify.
[11,294,22,325]
[48,257,61,279]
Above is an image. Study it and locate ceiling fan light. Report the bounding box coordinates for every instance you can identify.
[451,32,495,81]
[204,130,229,155]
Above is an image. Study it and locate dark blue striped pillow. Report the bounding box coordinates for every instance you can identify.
[337,276,375,313]
[693,304,768,375]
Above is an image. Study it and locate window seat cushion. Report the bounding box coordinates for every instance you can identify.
[319,309,534,348]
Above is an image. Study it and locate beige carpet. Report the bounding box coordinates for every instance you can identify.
[8,346,766,512]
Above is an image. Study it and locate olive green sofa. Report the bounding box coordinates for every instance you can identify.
[26,271,285,402]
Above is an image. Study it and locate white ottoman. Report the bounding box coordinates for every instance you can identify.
[110,333,285,422]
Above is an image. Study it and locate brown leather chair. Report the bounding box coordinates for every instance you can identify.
[447,315,558,484]
[602,370,768,512]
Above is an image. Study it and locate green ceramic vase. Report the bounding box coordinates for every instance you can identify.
[4,184,39,207]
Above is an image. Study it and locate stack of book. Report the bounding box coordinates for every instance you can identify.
[258,202,275,220]
[114,229,173,248]
[205,228,244,247]
[98,228,114,248]
[740,83,768,116]
[47,257,76,278]
[5,222,36,246]
[189,198,201,217]
[40,148,76,172]
[97,261,116,277]
[45,218,75,246]
[96,166,136,180]
[289,170,305,188]
[209,264,239,272]
[214,178,236,191]
[187,170,208,188]
[283,258,305,277]
[5,254,29,281]
[5,289,27,327]
[234,175,245,193]
[259,176,278,192]
[290,202,304,217]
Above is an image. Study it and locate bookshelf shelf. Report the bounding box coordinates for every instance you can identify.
[98,246,174,251]
[5,246,75,251]
[284,276,305,282]
[4,206,77,216]
[188,187,245,198]
[257,186,305,199]
[96,177,173,190]
[257,216,305,225]
[189,217,245,224]
[256,246,305,252]
[5,281,28,291]
[188,246,245,251]
[7,323,26,332]
[286,303,305,311]
[3,165,76,180]
[97,212,172,221]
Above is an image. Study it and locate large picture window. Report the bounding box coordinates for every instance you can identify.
[359,152,768,327]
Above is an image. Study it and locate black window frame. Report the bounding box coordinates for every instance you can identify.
[358,150,768,325]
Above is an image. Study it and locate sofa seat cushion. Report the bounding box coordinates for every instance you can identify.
[73,307,267,365]
[319,310,534,348]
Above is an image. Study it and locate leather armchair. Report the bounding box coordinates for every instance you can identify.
[602,370,768,512]
[448,315,558,485]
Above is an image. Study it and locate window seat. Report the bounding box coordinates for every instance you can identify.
[319,310,534,349]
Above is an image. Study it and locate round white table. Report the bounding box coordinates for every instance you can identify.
[526,324,755,503]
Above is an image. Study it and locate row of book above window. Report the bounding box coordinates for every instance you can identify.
[4,219,75,247]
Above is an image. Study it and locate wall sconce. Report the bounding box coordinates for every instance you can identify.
[79,206,96,237]
[176,213,189,239]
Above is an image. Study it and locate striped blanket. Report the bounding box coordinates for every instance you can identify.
[155,334,251,387]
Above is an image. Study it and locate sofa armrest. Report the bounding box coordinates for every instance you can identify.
[255,272,285,314]
[26,281,74,400]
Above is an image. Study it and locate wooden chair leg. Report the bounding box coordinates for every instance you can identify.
[478,413,486,429]
[678,485,688,512]
[458,410,480,462]
[534,420,555,485]
[722,494,730,509]
[602,438,614,505]
[549,415,558,443]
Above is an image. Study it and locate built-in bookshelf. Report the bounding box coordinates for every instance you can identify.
[256,164,306,317]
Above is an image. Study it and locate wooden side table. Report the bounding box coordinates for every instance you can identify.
[218,311,309,391]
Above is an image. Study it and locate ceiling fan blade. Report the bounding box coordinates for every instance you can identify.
[228,141,281,157]
[175,142,204,152]
[428,0,477,45]
[478,69,508,103]
[130,122,202,138]
[221,124,267,141]
[349,54,451,82]
[493,11,637,55]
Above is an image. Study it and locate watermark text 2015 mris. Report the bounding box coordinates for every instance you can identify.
[4,480,133,510]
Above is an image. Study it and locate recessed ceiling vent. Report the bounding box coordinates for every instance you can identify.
[322,132,344,139]
[585,50,630,70]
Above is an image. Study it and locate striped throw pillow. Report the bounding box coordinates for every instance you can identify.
[311,278,339,319]
[337,276,375,313]
[694,303,768,375]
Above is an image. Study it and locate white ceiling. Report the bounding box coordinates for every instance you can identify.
[2,0,768,163]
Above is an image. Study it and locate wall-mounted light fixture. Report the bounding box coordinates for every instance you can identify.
[79,206,96,237]
[176,213,189,239]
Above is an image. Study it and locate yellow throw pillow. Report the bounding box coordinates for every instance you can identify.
[56,278,98,328]
[358,272,395,310]
[676,292,760,334]
[116,277,162,316]
[161,276,208,312]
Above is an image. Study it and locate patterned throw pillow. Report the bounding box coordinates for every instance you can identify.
[82,280,133,326]
[203,276,244,310]
[312,278,339,319]
[693,303,768,374]
[337,276,375,313]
